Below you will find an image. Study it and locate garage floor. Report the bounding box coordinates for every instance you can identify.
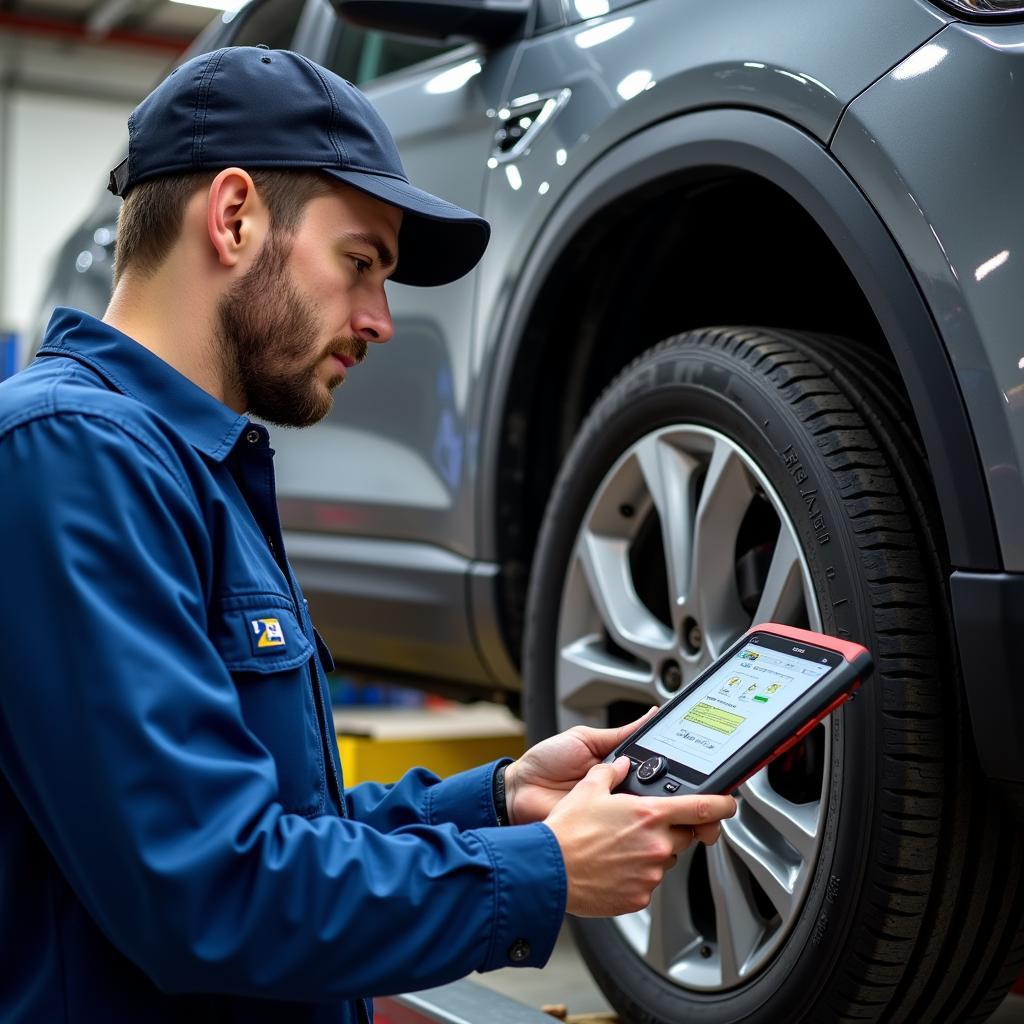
[477,925,610,1017]
[476,925,1024,1022]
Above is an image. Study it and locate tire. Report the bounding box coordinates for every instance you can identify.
[522,327,1024,1023]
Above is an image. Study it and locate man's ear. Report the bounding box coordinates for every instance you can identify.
[206,168,269,268]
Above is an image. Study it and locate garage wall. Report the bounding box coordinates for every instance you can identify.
[0,30,173,355]
[4,91,131,333]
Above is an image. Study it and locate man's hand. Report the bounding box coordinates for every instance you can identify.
[544,756,737,917]
[504,708,660,825]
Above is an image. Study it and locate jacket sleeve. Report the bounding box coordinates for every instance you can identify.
[346,761,509,834]
[0,413,566,1001]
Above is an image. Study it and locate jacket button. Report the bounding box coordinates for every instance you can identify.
[246,429,260,443]
[508,938,530,963]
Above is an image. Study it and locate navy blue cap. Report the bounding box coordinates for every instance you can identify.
[108,46,490,287]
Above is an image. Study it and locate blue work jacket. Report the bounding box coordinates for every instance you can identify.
[0,309,566,1023]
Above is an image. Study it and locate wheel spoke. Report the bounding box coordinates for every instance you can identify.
[557,635,656,715]
[689,438,755,657]
[720,813,797,921]
[633,434,701,623]
[738,769,819,861]
[707,839,764,986]
[577,532,674,662]
[644,846,700,973]
[752,527,807,626]
[560,423,829,994]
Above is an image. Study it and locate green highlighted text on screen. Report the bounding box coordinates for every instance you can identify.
[683,703,744,735]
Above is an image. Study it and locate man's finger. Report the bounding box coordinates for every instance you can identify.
[657,794,738,826]
[692,822,722,846]
[670,827,696,855]
[576,706,661,756]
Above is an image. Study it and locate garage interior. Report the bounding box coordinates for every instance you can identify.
[2,0,1024,1021]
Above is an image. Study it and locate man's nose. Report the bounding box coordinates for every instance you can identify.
[352,293,393,345]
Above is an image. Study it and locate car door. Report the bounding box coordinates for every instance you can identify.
[270,8,527,679]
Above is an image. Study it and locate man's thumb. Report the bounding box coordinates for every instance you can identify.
[586,756,631,792]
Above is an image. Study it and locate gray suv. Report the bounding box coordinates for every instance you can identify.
[37,0,1024,1020]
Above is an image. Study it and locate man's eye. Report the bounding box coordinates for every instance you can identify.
[352,256,372,274]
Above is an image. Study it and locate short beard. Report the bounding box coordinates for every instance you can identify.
[217,231,337,428]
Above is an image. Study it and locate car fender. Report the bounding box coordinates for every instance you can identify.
[475,107,998,575]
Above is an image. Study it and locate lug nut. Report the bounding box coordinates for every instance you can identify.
[682,617,702,655]
[661,661,683,693]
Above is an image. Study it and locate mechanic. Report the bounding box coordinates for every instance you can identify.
[0,48,736,1023]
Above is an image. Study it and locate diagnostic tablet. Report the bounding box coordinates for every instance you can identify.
[608,623,872,797]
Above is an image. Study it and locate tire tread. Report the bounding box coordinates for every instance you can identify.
[524,326,1023,1023]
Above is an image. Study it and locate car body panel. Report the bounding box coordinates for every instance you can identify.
[280,0,950,562]
[833,21,1024,572]
[952,570,1024,784]
[469,109,999,688]
[555,0,949,145]
[283,532,493,686]
[273,41,517,560]
[469,0,950,563]
[270,24,519,681]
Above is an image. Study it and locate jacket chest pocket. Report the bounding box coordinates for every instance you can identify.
[211,593,327,817]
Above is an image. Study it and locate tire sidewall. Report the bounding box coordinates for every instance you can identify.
[524,340,882,1023]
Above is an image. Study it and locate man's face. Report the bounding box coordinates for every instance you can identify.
[217,185,400,428]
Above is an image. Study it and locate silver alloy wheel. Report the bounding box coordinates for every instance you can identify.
[555,425,827,992]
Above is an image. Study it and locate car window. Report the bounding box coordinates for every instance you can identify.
[324,25,458,86]
[228,0,305,49]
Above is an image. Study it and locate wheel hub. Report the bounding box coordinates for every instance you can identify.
[554,425,828,992]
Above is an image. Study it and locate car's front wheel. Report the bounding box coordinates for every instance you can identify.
[523,327,1024,1022]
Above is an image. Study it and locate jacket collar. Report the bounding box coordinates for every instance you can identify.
[39,307,250,462]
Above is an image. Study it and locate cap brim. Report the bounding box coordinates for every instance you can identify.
[323,169,490,287]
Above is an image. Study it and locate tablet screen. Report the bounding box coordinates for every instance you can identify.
[635,633,841,777]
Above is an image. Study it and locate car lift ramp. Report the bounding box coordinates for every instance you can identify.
[374,979,577,1024]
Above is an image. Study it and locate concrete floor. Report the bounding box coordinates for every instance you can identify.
[477,924,611,1017]
[476,925,1024,1022]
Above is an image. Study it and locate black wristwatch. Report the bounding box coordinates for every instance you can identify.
[492,759,512,826]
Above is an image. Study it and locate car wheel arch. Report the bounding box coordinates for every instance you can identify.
[476,106,997,672]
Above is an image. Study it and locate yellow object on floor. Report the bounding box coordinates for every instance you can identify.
[335,703,525,786]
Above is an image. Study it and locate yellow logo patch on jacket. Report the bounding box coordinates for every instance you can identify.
[251,617,286,648]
